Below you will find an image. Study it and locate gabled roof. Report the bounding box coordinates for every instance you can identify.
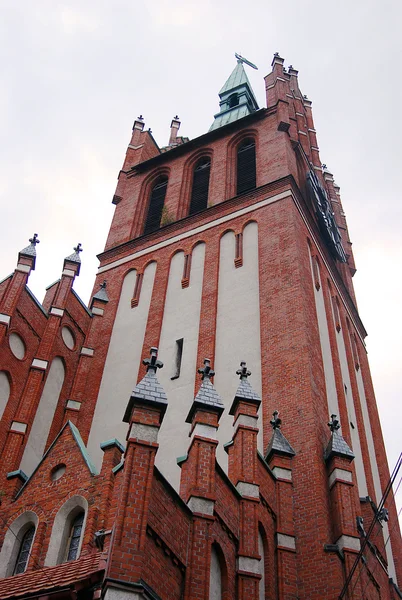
[16,421,98,498]
[0,551,105,599]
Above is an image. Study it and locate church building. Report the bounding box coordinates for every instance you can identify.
[0,53,401,599]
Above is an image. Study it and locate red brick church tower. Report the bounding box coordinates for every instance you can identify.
[0,53,401,599]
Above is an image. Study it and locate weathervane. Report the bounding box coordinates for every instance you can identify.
[235,53,258,70]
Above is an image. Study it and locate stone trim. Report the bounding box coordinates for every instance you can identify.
[276,533,296,550]
[329,468,353,488]
[16,264,31,273]
[62,269,75,277]
[237,556,260,574]
[10,421,27,434]
[0,313,11,326]
[234,414,258,433]
[92,307,104,316]
[50,307,64,317]
[187,496,214,516]
[31,358,48,370]
[336,535,360,552]
[66,399,81,411]
[129,423,159,443]
[236,481,259,498]
[272,466,292,481]
[80,347,94,357]
[190,423,217,441]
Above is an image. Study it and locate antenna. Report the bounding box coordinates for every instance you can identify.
[235,52,258,70]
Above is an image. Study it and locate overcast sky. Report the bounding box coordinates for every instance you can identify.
[1,1,401,500]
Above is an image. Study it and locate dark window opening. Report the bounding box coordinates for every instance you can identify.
[235,232,243,268]
[228,93,239,108]
[182,253,191,288]
[144,177,168,235]
[236,140,256,195]
[14,526,35,575]
[131,272,143,307]
[171,338,184,380]
[66,513,84,562]
[189,158,211,216]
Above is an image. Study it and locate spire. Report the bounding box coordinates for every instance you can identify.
[209,55,259,132]
[185,359,224,423]
[229,360,261,415]
[65,243,83,264]
[324,414,354,463]
[92,280,109,304]
[123,347,167,423]
[18,233,40,270]
[265,410,296,460]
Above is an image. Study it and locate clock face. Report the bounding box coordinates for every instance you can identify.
[306,170,347,263]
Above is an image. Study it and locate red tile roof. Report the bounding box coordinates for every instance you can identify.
[0,552,106,599]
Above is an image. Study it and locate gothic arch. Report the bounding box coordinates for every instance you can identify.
[209,542,228,600]
[132,167,171,238]
[0,511,38,577]
[177,149,213,219]
[226,129,258,199]
[0,370,11,421]
[45,495,88,566]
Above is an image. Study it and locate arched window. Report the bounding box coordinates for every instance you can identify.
[236,139,256,195]
[209,543,228,600]
[13,526,35,575]
[189,158,211,215]
[144,176,168,235]
[65,512,84,562]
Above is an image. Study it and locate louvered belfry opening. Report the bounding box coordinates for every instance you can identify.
[189,158,211,216]
[144,176,168,235]
[236,139,256,195]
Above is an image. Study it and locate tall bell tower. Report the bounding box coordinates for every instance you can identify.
[0,53,401,599]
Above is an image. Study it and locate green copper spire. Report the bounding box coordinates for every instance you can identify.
[209,57,259,131]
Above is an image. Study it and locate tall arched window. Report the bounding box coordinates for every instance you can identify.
[13,526,35,575]
[189,158,211,215]
[65,512,84,562]
[144,176,168,235]
[236,139,256,195]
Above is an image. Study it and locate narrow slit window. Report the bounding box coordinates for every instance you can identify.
[144,177,168,235]
[234,232,243,268]
[13,526,35,575]
[312,256,320,290]
[332,296,341,332]
[182,254,191,288]
[171,338,184,380]
[189,158,211,216]
[351,333,360,371]
[66,513,84,562]
[236,139,256,195]
[131,272,143,307]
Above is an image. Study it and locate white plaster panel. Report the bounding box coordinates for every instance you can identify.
[0,371,11,421]
[129,423,159,443]
[238,556,260,574]
[16,263,30,273]
[355,359,397,580]
[272,466,292,481]
[331,302,368,497]
[156,244,205,490]
[236,481,259,498]
[258,531,265,600]
[0,313,11,326]
[20,357,65,475]
[9,333,26,360]
[308,249,340,420]
[61,326,75,350]
[328,468,352,488]
[187,496,214,515]
[209,546,222,600]
[87,262,156,470]
[80,347,94,357]
[336,535,360,552]
[104,590,142,600]
[214,223,263,472]
[277,533,296,550]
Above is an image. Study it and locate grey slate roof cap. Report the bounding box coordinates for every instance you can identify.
[92,281,109,304]
[265,428,296,461]
[229,378,261,415]
[324,430,355,463]
[123,370,168,423]
[185,378,224,423]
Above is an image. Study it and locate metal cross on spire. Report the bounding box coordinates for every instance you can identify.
[143,347,163,373]
[328,414,340,432]
[236,360,251,380]
[198,358,215,380]
[29,233,40,246]
[235,52,258,70]
[270,410,282,429]
[74,243,83,254]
